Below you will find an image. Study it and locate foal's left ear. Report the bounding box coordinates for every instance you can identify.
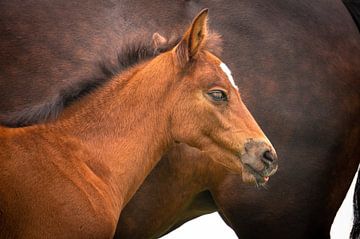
[174,9,208,66]
[152,32,168,49]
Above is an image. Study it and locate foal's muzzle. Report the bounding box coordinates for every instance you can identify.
[241,139,278,182]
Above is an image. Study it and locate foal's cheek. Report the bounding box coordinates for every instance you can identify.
[220,158,243,175]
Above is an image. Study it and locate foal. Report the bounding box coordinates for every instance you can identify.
[0,10,276,238]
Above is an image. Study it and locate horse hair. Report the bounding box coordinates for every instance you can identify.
[351,167,360,239]
[0,31,222,128]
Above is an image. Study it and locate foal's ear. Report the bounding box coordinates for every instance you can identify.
[175,9,208,66]
[152,32,168,49]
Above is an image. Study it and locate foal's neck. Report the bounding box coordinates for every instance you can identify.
[55,52,176,205]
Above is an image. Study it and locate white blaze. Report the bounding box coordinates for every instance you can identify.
[220,62,238,90]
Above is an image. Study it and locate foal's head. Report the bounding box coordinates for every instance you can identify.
[156,10,278,184]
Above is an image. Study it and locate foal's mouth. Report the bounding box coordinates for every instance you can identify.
[244,164,278,186]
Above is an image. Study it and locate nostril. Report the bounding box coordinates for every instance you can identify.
[262,150,276,164]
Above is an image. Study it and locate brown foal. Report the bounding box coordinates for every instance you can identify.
[0,10,276,238]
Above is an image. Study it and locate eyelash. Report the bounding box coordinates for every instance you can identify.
[207,90,228,102]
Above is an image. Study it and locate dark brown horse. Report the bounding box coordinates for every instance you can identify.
[1,1,359,238]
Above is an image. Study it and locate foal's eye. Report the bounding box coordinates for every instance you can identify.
[207,90,228,102]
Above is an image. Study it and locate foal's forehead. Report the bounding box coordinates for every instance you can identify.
[206,53,239,90]
[219,62,239,90]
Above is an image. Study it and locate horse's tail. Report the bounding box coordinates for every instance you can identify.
[342,1,360,238]
[351,168,360,239]
[343,0,360,31]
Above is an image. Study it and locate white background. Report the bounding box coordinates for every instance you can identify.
[162,170,358,239]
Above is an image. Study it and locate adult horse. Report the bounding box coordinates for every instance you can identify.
[0,11,278,238]
[0,0,359,238]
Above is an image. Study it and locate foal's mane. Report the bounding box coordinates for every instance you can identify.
[99,31,222,83]
[1,31,222,127]
[99,34,181,85]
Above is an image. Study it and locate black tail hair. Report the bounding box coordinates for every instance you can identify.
[342,1,360,238]
[351,168,360,239]
[343,0,360,32]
